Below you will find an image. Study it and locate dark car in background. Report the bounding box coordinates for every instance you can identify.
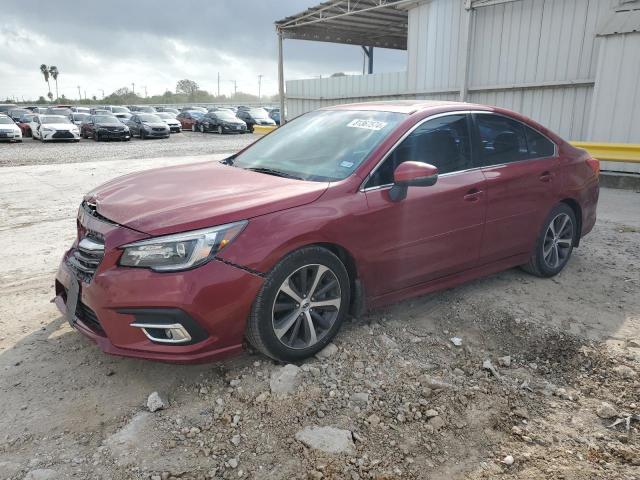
[71,112,90,127]
[176,111,204,131]
[126,113,170,139]
[269,108,281,125]
[16,113,37,137]
[8,108,31,122]
[90,108,113,115]
[196,110,246,134]
[236,107,276,132]
[114,112,133,124]
[81,114,131,141]
[71,106,91,114]
[180,106,207,113]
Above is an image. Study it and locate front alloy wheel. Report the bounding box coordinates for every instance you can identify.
[217,125,223,135]
[246,246,350,361]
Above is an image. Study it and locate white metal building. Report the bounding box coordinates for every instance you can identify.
[276,0,640,172]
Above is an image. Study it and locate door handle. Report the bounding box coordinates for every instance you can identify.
[463,189,483,202]
[539,171,554,182]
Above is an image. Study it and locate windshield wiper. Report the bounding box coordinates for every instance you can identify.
[246,167,303,180]
[220,157,235,166]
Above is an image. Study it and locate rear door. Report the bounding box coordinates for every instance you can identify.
[361,113,487,296]
[472,112,559,263]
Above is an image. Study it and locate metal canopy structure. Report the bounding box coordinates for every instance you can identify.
[275,0,411,50]
[275,0,414,124]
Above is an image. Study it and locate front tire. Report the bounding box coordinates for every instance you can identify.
[522,203,577,277]
[140,129,146,140]
[217,125,223,135]
[246,247,350,362]
[192,124,197,132]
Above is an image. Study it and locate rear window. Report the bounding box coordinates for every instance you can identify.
[524,126,555,158]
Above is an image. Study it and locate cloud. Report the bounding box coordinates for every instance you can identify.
[0,0,406,101]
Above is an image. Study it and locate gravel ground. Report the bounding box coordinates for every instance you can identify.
[0,157,639,480]
[0,131,254,167]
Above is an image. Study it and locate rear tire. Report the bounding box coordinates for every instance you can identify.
[217,125,223,135]
[246,246,350,362]
[140,130,146,140]
[522,203,577,277]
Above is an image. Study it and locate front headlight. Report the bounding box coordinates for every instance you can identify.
[119,221,247,272]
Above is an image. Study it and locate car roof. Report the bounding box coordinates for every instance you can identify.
[321,100,495,115]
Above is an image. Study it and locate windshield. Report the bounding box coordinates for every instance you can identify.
[157,112,175,119]
[248,108,269,119]
[187,111,204,119]
[111,106,129,113]
[94,115,116,123]
[0,116,14,124]
[49,109,70,115]
[138,114,162,122]
[73,114,89,121]
[232,110,405,181]
[41,116,71,124]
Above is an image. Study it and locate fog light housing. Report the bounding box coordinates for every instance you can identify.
[130,322,192,344]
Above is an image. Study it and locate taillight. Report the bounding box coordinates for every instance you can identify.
[586,157,600,178]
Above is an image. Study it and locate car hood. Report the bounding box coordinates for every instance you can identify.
[96,122,125,127]
[142,122,168,128]
[85,161,329,236]
[1,124,20,131]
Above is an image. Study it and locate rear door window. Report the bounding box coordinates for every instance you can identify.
[474,114,529,166]
[524,125,555,158]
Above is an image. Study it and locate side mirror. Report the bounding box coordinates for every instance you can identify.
[389,161,439,202]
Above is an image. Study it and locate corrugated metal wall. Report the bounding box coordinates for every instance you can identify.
[285,0,631,145]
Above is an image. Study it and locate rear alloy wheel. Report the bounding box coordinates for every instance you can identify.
[200,124,205,133]
[140,129,146,140]
[522,203,576,277]
[217,125,223,135]
[246,247,350,361]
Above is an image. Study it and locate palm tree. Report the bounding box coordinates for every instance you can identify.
[49,66,59,101]
[40,64,51,100]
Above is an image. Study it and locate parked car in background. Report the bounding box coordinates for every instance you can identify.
[0,114,23,142]
[114,112,133,124]
[181,106,207,113]
[53,100,599,363]
[71,106,91,114]
[156,112,182,133]
[16,113,37,137]
[196,110,246,134]
[45,107,72,116]
[105,105,131,114]
[176,111,204,131]
[0,104,18,114]
[269,108,281,125]
[128,105,157,113]
[30,114,80,141]
[90,108,113,115]
[126,113,170,139]
[8,108,31,122]
[236,107,276,132]
[156,107,179,115]
[71,112,90,126]
[81,114,131,141]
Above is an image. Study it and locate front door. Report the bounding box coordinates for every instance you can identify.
[360,113,487,297]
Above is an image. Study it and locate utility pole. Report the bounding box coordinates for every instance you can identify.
[231,80,237,98]
[77,85,81,100]
[131,82,135,95]
[143,86,148,98]
[217,72,220,97]
[99,89,104,99]
[258,74,263,101]
[84,90,87,100]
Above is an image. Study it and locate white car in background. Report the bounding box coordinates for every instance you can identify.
[156,112,182,133]
[30,115,80,142]
[0,114,23,142]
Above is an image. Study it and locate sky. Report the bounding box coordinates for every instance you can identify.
[0,0,407,102]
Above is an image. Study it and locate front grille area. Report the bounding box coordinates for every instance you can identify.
[152,127,166,132]
[66,236,105,281]
[53,130,74,139]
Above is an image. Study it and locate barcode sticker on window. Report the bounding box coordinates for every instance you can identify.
[347,119,387,131]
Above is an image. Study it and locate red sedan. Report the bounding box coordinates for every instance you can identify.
[54,101,599,363]
[16,113,37,137]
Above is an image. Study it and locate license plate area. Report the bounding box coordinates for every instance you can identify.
[65,274,80,327]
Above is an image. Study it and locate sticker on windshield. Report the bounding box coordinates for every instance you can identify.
[340,161,354,168]
[347,119,387,131]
